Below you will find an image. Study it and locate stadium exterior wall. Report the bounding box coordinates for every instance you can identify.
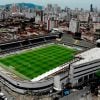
[0,64,69,94]
[70,59,100,86]
[0,55,100,94]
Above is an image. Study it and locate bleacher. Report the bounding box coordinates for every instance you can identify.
[0,33,59,54]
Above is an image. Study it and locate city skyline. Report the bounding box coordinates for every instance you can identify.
[0,0,100,9]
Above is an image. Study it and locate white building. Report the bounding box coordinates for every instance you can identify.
[93,16,100,23]
[35,15,41,23]
[0,11,2,19]
[93,23,100,31]
[70,47,100,85]
[69,18,80,33]
[46,17,58,31]
[78,13,89,22]
[24,12,34,19]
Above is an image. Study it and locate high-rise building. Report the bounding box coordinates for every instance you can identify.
[0,9,9,20]
[69,18,80,33]
[5,5,10,11]
[46,17,58,31]
[47,4,53,11]
[40,10,43,22]
[12,3,17,13]
[90,4,93,12]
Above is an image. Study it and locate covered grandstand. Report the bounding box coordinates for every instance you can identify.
[0,33,99,95]
[0,33,61,54]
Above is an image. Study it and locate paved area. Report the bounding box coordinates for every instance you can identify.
[59,33,95,49]
[60,87,100,100]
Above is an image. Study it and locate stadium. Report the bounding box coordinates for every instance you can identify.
[0,44,76,80]
[0,33,78,94]
[0,33,100,95]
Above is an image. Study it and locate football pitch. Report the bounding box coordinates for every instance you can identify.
[0,44,76,79]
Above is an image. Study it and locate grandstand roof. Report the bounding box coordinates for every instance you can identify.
[73,47,100,66]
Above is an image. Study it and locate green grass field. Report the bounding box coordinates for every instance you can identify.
[0,44,76,79]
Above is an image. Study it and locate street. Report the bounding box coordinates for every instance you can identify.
[60,87,100,100]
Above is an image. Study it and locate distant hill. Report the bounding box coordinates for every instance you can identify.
[1,3,43,10]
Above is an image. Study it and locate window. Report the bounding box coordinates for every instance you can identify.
[84,75,88,81]
[78,77,83,83]
[89,74,93,79]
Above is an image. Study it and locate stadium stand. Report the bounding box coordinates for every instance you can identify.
[0,33,59,54]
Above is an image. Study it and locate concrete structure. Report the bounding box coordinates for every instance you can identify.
[70,47,100,86]
[54,75,62,91]
[69,18,80,33]
[93,16,100,23]
[35,15,41,23]
[0,43,99,95]
[11,3,17,13]
[0,10,9,20]
[93,23,100,32]
[46,18,58,31]
[23,10,36,19]
[78,13,89,22]
[90,4,94,12]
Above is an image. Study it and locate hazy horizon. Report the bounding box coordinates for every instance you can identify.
[0,0,100,9]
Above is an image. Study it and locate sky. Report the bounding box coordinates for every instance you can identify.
[0,0,100,9]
